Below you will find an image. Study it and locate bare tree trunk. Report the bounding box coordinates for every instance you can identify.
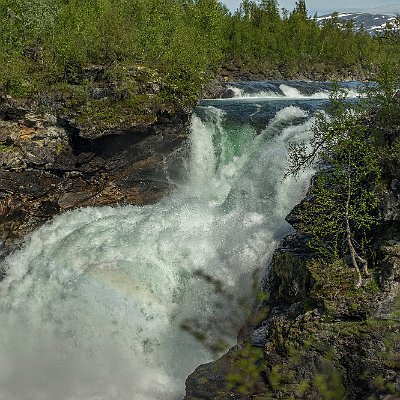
[354,248,369,276]
[346,227,362,289]
[345,172,368,289]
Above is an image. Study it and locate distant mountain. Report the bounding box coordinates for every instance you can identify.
[316,12,397,35]
[328,4,400,15]
[363,4,400,15]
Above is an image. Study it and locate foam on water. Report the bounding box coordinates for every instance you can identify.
[225,83,360,100]
[279,84,330,99]
[0,103,315,400]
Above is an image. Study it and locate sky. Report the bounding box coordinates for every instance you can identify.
[220,0,400,16]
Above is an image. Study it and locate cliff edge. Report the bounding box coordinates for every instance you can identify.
[0,65,190,262]
[184,153,400,400]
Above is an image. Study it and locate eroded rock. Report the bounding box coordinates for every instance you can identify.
[185,194,400,400]
[383,179,400,221]
[0,95,190,259]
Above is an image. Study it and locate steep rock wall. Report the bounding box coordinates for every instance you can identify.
[184,162,400,400]
[0,75,190,262]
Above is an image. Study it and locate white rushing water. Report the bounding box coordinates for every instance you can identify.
[225,83,360,100]
[227,84,329,99]
[0,103,314,400]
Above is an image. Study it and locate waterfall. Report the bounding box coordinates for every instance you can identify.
[0,91,316,400]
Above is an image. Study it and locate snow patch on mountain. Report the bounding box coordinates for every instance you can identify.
[316,12,398,35]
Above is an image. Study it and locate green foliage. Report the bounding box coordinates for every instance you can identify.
[287,67,400,288]
[1,0,399,106]
[307,259,381,316]
[315,370,345,400]
[365,62,400,148]
[226,344,265,394]
[0,0,228,106]
[289,87,383,263]
[222,1,393,77]
[0,143,14,153]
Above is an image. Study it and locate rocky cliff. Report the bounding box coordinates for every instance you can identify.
[184,162,400,399]
[0,66,190,264]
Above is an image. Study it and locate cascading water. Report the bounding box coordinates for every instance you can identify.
[0,82,344,400]
[223,80,361,100]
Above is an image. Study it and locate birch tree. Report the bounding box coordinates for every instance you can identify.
[287,87,382,288]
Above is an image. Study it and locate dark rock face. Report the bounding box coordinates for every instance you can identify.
[217,65,371,84]
[201,78,226,99]
[0,95,189,261]
[383,178,400,221]
[185,173,400,400]
[220,88,236,99]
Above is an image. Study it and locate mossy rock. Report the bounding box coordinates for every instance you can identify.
[307,259,382,319]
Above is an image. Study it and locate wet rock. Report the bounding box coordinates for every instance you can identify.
[220,88,236,99]
[0,92,190,260]
[374,239,400,320]
[201,77,225,99]
[270,240,312,304]
[58,191,96,209]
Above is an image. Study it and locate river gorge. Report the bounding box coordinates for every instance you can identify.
[0,81,367,399]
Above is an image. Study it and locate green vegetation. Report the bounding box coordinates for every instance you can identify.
[225,0,386,77]
[307,259,381,316]
[0,0,228,106]
[225,344,264,394]
[287,65,400,288]
[0,143,14,153]
[1,0,400,111]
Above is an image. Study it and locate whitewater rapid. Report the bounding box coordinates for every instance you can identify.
[0,97,316,399]
[222,81,361,100]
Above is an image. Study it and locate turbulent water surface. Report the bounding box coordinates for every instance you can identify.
[0,81,359,400]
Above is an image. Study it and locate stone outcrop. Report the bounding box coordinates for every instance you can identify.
[184,159,400,400]
[217,64,372,85]
[0,80,190,261]
[383,178,400,222]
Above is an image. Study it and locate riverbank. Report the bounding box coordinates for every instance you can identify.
[202,65,374,100]
[185,184,400,399]
[0,65,191,265]
[218,63,374,83]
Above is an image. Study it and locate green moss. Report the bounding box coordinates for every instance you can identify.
[75,94,158,129]
[54,143,66,155]
[307,259,383,318]
[225,345,265,394]
[30,64,175,129]
[315,370,345,400]
[0,144,14,153]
